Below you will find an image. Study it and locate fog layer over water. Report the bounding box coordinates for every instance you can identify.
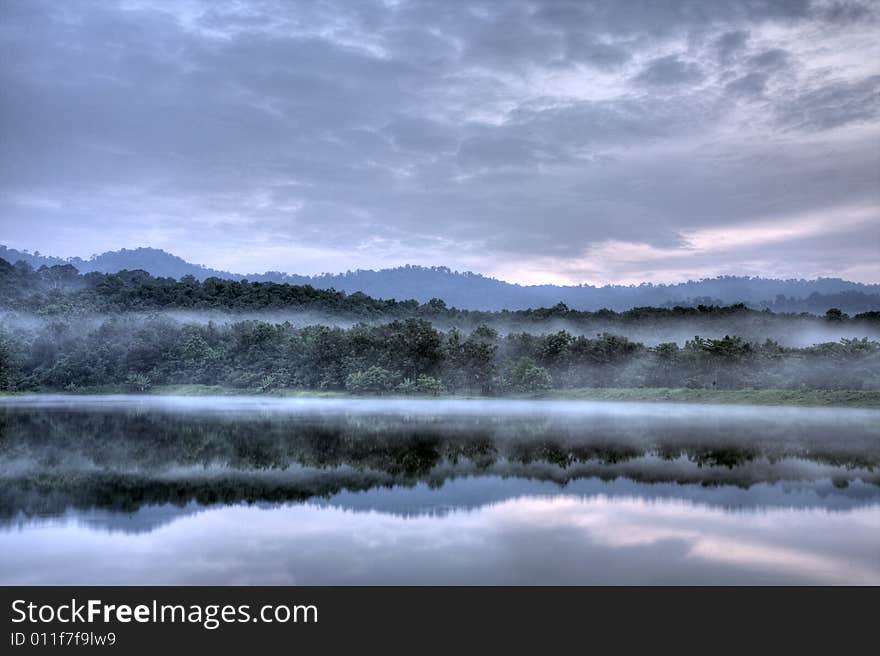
[0,396,877,584]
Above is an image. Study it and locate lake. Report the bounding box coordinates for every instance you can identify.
[1,395,878,585]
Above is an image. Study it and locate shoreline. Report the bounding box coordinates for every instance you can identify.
[2,386,879,408]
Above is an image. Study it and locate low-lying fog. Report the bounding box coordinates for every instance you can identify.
[2,395,877,515]
[3,394,877,585]
[3,310,880,347]
[5,393,880,421]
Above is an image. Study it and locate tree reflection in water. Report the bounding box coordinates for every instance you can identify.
[1,398,877,519]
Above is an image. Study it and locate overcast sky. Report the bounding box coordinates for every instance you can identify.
[1,0,878,284]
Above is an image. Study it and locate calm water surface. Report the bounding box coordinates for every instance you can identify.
[1,395,878,585]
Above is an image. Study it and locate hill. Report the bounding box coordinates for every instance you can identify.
[2,244,878,313]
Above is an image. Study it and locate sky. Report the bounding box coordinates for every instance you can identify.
[1,0,878,285]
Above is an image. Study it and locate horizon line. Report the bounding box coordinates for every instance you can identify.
[2,243,880,289]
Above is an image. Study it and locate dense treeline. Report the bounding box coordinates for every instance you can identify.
[3,258,880,331]
[2,315,878,393]
[5,245,880,313]
[0,258,409,318]
[2,258,879,394]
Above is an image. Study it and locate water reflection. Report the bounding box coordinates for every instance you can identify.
[1,490,877,585]
[0,396,877,584]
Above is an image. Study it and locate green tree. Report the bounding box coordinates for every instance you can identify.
[415,374,445,395]
[345,366,399,394]
[505,358,552,393]
[125,373,152,392]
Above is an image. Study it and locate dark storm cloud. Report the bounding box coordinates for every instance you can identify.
[0,0,878,283]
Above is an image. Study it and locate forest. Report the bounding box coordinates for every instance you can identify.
[3,257,880,326]
[5,245,880,313]
[1,257,879,395]
[2,314,879,394]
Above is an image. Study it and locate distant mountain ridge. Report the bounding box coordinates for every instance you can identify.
[3,244,879,313]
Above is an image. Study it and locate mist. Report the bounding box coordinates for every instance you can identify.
[434,316,880,348]
[7,305,880,349]
[2,395,877,518]
[2,394,878,586]
[3,0,879,591]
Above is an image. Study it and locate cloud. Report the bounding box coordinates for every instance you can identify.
[0,0,878,284]
[775,75,880,130]
[633,55,705,87]
[725,72,769,98]
[714,30,750,64]
[748,48,791,70]
[563,33,631,70]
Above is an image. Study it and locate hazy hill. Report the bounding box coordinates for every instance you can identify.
[3,244,879,313]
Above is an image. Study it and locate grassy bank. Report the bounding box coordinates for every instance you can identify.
[2,385,880,407]
[0,384,350,398]
[531,387,880,407]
